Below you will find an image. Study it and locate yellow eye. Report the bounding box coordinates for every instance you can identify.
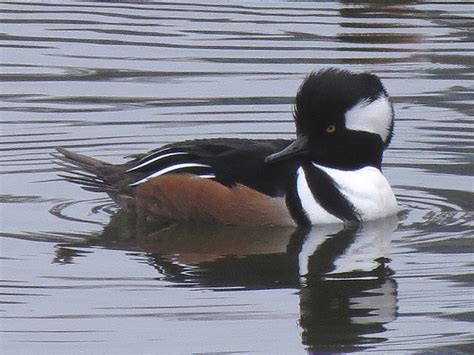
[326,124,336,133]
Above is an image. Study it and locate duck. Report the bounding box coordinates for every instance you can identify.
[54,68,398,226]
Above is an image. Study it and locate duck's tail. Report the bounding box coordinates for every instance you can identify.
[52,147,117,193]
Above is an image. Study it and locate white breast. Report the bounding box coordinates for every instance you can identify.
[296,167,342,224]
[296,164,398,224]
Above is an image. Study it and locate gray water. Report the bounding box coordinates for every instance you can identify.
[1,1,473,354]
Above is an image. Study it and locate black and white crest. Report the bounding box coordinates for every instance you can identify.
[294,68,394,147]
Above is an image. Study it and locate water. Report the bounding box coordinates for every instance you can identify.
[1,1,473,353]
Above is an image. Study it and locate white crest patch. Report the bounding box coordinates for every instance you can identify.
[345,95,393,143]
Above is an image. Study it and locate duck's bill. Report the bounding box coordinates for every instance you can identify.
[265,136,309,163]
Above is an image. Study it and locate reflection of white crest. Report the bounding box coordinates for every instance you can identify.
[298,216,398,280]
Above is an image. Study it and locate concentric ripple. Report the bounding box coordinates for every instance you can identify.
[1,1,473,354]
[49,197,118,226]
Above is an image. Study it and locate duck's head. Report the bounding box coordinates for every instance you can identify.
[266,68,394,169]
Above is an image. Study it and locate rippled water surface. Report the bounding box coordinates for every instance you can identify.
[1,1,473,354]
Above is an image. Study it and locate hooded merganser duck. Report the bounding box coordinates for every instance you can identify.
[55,68,398,226]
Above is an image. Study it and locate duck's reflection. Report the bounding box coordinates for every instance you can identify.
[299,277,397,351]
[294,220,397,351]
[292,220,395,282]
[54,214,398,351]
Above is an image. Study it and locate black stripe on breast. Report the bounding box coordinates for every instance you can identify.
[286,171,311,226]
[302,163,360,223]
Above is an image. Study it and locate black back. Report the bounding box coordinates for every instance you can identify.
[128,138,299,197]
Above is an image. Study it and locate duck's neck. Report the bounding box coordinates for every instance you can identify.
[307,131,386,171]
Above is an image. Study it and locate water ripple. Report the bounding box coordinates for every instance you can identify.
[1,1,473,353]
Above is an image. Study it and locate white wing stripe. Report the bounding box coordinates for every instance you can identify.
[129,163,213,186]
[126,152,189,172]
[197,174,216,179]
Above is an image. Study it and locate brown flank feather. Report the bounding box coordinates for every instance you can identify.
[54,148,294,226]
[136,174,295,226]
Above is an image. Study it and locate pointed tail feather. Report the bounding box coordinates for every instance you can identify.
[54,147,108,173]
[52,147,117,192]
